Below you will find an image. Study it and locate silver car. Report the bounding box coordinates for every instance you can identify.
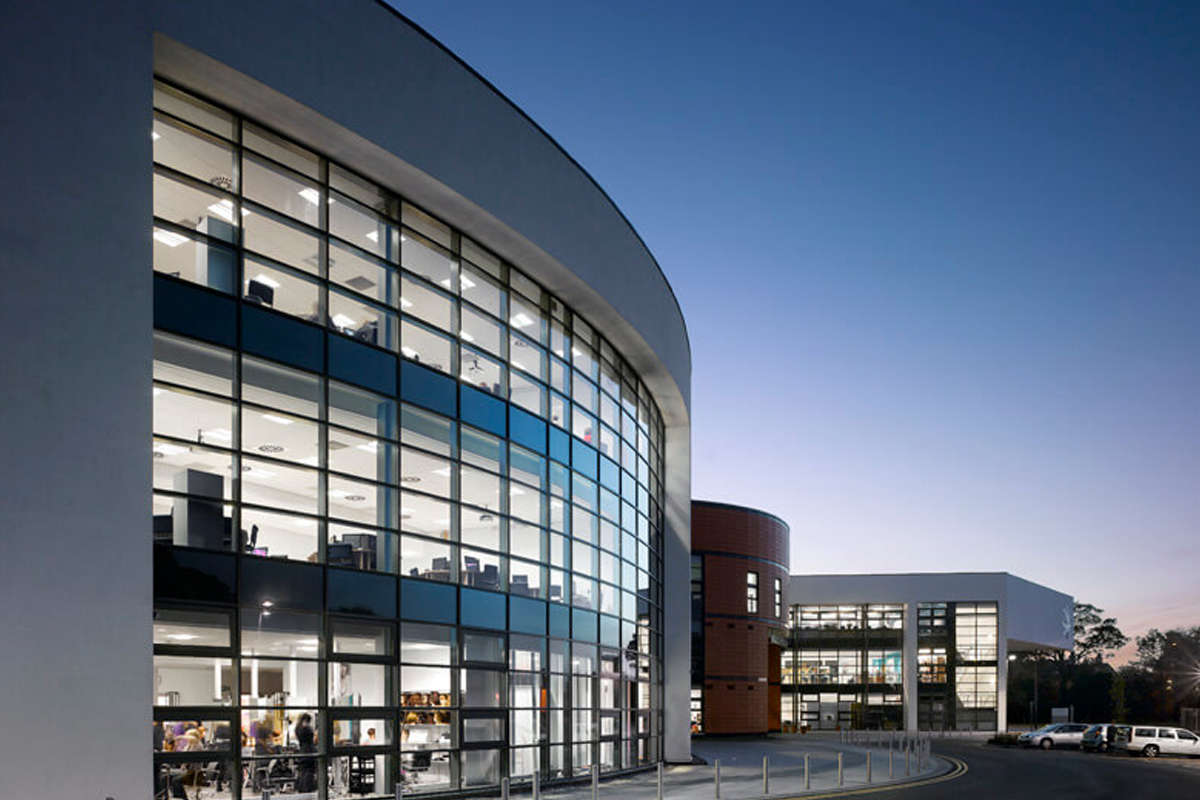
[1019,722,1090,749]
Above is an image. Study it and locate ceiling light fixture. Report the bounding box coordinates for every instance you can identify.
[261,413,294,426]
[331,313,357,329]
[297,188,322,205]
[365,230,379,243]
[511,313,533,328]
[153,229,188,248]
[152,130,161,141]
[166,633,199,641]
[253,273,281,290]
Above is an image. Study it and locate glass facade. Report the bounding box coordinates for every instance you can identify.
[782,601,1000,731]
[151,82,665,798]
[781,604,903,730]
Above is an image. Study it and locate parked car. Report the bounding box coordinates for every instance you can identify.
[1082,723,1119,752]
[1018,722,1090,749]
[1113,725,1200,757]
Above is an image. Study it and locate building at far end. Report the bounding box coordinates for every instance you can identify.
[784,573,1074,733]
[690,501,790,735]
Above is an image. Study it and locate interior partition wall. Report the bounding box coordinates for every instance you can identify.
[150,82,667,799]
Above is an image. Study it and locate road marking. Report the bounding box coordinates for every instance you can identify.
[770,756,969,799]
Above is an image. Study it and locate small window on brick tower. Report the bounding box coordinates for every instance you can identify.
[747,571,759,614]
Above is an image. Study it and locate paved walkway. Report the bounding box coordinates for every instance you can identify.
[532,734,949,800]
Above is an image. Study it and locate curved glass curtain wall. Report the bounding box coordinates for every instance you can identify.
[150,81,665,799]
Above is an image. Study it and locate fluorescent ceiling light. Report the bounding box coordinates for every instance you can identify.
[297,188,321,205]
[202,428,233,442]
[153,387,163,396]
[512,360,527,372]
[151,130,161,141]
[261,413,294,426]
[460,330,475,343]
[365,230,379,242]
[154,443,189,457]
[511,313,533,328]
[206,199,249,222]
[355,442,379,453]
[432,467,451,477]
[510,486,526,496]
[439,278,452,289]
[153,229,188,248]
[298,455,319,466]
[400,297,413,309]
[252,273,281,290]
[400,346,418,359]
[166,633,198,641]
[331,313,357,329]
[460,275,477,290]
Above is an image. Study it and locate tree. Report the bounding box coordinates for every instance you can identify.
[1073,602,1129,662]
[1109,671,1128,723]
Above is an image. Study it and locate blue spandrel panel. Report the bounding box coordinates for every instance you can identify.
[328,333,397,396]
[241,305,323,373]
[509,406,547,454]
[154,275,237,348]
[461,587,506,631]
[400,578,456,624]
[400,360,456,417]
[460,385,506,437]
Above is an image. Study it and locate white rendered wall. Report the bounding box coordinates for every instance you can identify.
[0,2,153,799]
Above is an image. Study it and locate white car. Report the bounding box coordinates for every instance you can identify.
[1018,722,1090,749]
[1114,726,1200,758]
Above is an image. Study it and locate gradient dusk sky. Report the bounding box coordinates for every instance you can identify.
[394,1,1200,656]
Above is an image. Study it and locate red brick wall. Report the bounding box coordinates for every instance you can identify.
[693,501,790,735]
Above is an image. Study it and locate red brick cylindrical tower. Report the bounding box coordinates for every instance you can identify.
[691,500,790,735]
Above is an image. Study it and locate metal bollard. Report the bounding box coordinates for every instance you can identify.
[396,781,403,800]
[866,751,872,784]
[533,768,540,800]
[502,777,510,800]
[889,746,894,778]
[657,762,664,800]
[905,740,911,776]
[804,753,810,790]
[762,755,769,795]
[592,764,599,800]
[262,790,271,800]
[714,759,721,799]
[837,752,843,787]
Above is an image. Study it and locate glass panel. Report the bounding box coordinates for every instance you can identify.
[331,382,398,439]
[460,305,504,357]
[332,619,394,656]
[242,405,319,466]
[154,608,231,648]
[240,610,321,658]
[239,507,319,561]
[401,274,453,332]
[461,262,504,318]
[243,122,320,179]
[330,240,396,308]
[153,113,236,188]
[460,346,505,395]
[243,207,322,276]
[154,171,240,244]
[243,256,322,321]
[329,662,390,706]
[401,320,454,373]
[329,288,398,349]
[153,655,234,705]
[331,191,394,261]
[401,623,455,665]
[402,230,454,288]
[154,82,234,138]
[401,535,453,581]
[243,153,321,227]
[153,226,237,293]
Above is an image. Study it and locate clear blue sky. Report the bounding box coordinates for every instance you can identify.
[394,1,1200,654]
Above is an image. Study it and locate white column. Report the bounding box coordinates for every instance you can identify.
[996,604,1008,733]
[903,603,918,732]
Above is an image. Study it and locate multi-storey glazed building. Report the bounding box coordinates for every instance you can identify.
[782,573,1074,733]
[1,4,691,799]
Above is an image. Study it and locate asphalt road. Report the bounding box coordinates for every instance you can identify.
[858,739,1200,799]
